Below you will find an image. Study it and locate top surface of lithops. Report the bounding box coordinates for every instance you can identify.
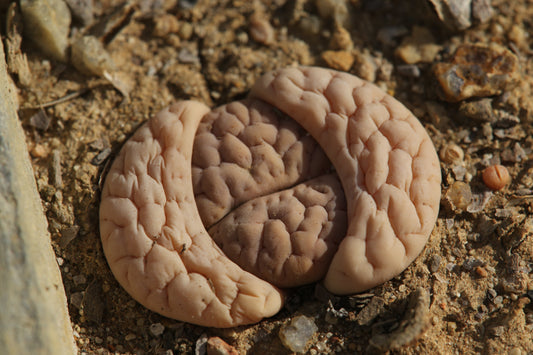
[99,66,441,327]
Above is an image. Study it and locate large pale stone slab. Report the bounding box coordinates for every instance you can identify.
[0,40,77,354]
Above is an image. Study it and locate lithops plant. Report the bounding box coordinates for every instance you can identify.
[99,66,441,327]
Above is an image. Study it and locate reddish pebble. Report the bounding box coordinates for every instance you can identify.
[475,266,488,278]
[207,337,238,355]
[30,143,48,158]
[482,165,510,190]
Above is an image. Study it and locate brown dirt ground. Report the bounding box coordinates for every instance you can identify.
[5,0,533,353]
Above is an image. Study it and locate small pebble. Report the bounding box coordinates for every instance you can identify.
[321,50,354,71]
[395,26,441,64]
[178,22,193,40]
[315,0,348,25]
[124,333,136,341]
[356,296,386,325]
[82,281,105,323]
[91,147,112,166]
[149,323,165,336]
[475,266,488,278]
[329,25,353,50]
[20,0,71,61]
[73,274,87,285]
[70,292,84,309]
[195,333,208,355]
[482,165,510,190]
[279,315,318,353]
[153,14,180,37]
[490,325,505,337]
[65,0,94,26]
[428,0,472,30]
[29,109,51,130]
[249,13,274,45]
[396,64,420,78]
[31,143,48,158]
[493,295,503,305]
[508,25,527,48]
[446,181,472,211]
[298,15,321,35]
[177,48,199,64]
[71,35,115,77]
[369,288,430,351]
[440,143,464,164]
[428,254,441,273]
[51,149,63,187]
[206,336,238,355]
[352,51,376,82]
[472,0,494,24]
[377,26,408,46]
[459,98,495,122]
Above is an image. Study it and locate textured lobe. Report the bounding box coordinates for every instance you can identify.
[100,102,284,327]
[192,99,331,228]
[208,174,347,288]
[250,66,441,294]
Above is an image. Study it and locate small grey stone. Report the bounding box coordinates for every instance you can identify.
[472,0,493,23]
[459,98,495,122]
[429,0,472,31]
[149,323,165,336]
[73,274,87,286]
[65,0,93,26]
[70,292,84,309]
[71,35,115,77]
[428,254,441,273]
[279,315,318,353]
[178,48,199,64]
[82,280,105,323]
[51,149,62,187]
[463,257,483,271]
[356,296,386,325]
[29,108,51,130]
[195,333,208,355]
[377,26,408,46]
[91,147,112,166]
[396,64,421,78]
[487,288,497,299]
[368,288,430,351]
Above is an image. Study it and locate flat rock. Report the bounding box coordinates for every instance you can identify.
[0,40,76,354]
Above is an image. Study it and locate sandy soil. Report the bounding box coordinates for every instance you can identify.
[7,0,533,353]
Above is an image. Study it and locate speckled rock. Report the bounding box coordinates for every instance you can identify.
[434,44,519,102]
[0,40,77,354]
